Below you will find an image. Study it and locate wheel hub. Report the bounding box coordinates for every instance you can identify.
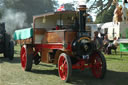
[91,53,103,78]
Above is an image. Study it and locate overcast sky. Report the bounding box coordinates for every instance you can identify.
[58,0,73,4]
[58,0,92,5]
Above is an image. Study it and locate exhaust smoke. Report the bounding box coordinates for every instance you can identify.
[1,9,27,35]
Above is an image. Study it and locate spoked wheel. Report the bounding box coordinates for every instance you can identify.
[91,52,106,79]
[20,45,33,71]
[58,53,72,82]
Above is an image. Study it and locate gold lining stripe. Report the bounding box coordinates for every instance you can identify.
[78,37,91,42]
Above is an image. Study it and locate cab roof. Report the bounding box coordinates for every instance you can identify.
[33,11,79,19]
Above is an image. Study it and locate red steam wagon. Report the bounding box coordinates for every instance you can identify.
[14,5,106,82]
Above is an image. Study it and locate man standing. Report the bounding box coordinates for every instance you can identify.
[94,31,103,51]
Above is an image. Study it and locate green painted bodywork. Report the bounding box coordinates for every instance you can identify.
[13,28,33,40]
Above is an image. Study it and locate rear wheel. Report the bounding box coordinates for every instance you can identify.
[91,52,106,79]
[58,53,72,82]
[20,45,33,71]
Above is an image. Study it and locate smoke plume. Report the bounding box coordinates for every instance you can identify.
[1,9,27,35]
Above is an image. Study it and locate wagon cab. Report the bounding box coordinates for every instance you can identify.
[33,11,79,48]
[14,5,106,82]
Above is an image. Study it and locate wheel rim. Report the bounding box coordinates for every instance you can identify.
[92,53,102,78]
[58,55,68,80]
[21,45,27,70]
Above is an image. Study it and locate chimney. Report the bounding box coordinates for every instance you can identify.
[78,5,87,32]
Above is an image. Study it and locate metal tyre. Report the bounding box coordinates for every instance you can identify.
[91,52,106,79]
[20,45,33,71]
[4,33,10,57]
[4,41,14,60]
[58,53,72,82]
[8,41,14,60]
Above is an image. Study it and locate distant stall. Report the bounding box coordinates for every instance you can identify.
[118,39,128,57]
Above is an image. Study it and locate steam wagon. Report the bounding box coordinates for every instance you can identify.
[14,5,106,82]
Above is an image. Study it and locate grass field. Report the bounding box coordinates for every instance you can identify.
[0,45,128,85]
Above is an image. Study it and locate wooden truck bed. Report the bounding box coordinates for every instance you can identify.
[14,27,76,45]
[15,38,32,44]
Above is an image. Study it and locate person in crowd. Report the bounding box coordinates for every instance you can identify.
[103,35,110,54]
[56,25,60,30]
[93,31,103,51]
[107,37,118,54]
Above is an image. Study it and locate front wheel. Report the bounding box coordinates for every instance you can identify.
[91,52,106,79]
[58,53,72,82]
[20,45,33,71]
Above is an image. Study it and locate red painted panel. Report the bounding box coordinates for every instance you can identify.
[35,44,63,50]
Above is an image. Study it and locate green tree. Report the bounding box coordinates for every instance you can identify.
[95,5,116,23]
[86,0,114,15]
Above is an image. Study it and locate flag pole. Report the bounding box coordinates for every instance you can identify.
[59,13,62,29]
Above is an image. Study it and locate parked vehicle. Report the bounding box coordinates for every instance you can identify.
[14,5,106,82]
[0,22,14,60]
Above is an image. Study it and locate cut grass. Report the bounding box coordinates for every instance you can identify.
[105,49,128,72]
[0,45,128,85]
